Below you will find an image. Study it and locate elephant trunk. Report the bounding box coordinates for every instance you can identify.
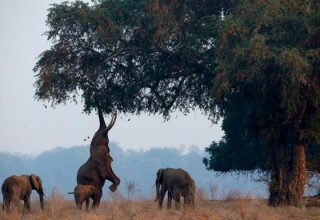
[155,182,160,202]
[38,187,44,210]
[39,193,44,210]
[155,169,164,202]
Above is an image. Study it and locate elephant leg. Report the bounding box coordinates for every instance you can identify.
[12,196,20,213]
[23,195,31,213]
[4,200,10,213]
[174,193,181,210]
[85,198,90,211]
[92,189,102,208]
[78,201,83,210]
[167,191,173,209]
[158,187,166,209]
[3,196,10,213]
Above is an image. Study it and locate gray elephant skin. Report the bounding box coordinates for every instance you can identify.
[77,108,120,208]
[1,174,44,213]
[155,168,196,209]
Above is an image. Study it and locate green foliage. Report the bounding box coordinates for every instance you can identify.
[307,144,320,172]
[212,0,320,141]
[204,0,320,174]
[34,0,231,116]
[203,99,270,172]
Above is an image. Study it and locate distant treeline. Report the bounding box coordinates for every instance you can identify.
[0,143,266,200]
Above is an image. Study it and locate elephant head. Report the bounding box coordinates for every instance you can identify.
[90,107,117,155]
[155,168,165,201]
[30,175,45,210]
[1,174,45,213]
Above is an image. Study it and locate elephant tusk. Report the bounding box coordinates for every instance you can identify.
[106,108,117,132]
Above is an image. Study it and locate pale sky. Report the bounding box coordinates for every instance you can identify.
[0,0,224,155]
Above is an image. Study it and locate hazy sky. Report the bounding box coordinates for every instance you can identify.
[0,0,224,155]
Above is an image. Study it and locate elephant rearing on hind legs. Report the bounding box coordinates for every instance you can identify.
[77,108,120,208]
[155,168,195,210]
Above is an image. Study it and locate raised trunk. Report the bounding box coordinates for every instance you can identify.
[98,107,106,129]
[268,142,306,207]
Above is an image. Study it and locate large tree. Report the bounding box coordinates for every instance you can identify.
[34,0,320,207]
[207,0,320,206]
[33,0,230,116]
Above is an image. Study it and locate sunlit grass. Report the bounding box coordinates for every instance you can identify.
[1,191,320,220]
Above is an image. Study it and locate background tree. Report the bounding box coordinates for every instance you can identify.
[203,99,270,172]
[207,0,320,206]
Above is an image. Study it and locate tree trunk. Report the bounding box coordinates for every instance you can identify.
[268,141,286,206]
[286,143,306,207]
[268,142,306,207]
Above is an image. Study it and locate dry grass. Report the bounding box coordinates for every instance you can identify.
[1,194,320,220]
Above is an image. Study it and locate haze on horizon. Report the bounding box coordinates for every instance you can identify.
[0,0,224,155]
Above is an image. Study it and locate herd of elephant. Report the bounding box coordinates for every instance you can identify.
[1,109,196,213]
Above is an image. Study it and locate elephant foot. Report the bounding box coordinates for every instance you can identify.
[109,184,118,192]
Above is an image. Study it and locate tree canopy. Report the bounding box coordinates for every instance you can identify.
[203,0,320,206]
[34,0,233,116]
[34,0,320,207]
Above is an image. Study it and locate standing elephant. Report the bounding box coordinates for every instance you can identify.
[77,108,120,208]
[68,184,96,211]
[1,174,44,213]
[155,168,195,209]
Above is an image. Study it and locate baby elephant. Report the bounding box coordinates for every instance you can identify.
[69,184,96,211]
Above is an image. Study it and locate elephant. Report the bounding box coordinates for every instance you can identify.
[1,174,44,213]
[68,184,97,211]
[77,107,120,208]
[155,168,195,210]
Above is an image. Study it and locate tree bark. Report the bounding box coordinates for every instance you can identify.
[268,141,286,206]
[268,142,306,207]
[286,143,306,207]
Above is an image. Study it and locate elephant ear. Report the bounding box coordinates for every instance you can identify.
[90,186,96,195]
[156,169,164,183]
[30,175,43,193]
[30,175,45,210]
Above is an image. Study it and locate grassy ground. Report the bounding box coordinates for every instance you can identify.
[1,194,320,220]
